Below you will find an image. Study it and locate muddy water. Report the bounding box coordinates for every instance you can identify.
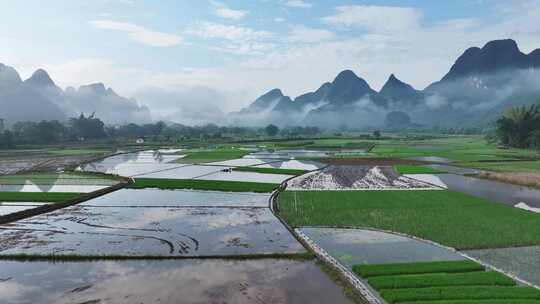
[0,206,304,256]
[425,164,479,175]
[464,246,540,287]
[437,174,540,208]
[0,259,354,304]
[300,228,463,269]
[80,189,270,208]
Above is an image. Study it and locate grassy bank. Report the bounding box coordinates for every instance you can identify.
[278,190,540,249]
[232,166,308,175]
[129,178,279,193]
[0,192,81,202]
[394,164,446,174]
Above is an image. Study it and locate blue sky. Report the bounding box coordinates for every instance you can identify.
[1,0,539,123]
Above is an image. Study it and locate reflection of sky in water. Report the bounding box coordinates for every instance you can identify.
[196,171,292,184]
[135,165,224,179]
[255,160,324,171]
[81,188,270,207]
[464,246,540,287]
[209,158,280,167]
[0,207,304,256]
[0,184,108,193]
[0,259,354,304]
[438,174,540,208]
[79,151,184,176]
[300,228,463,269]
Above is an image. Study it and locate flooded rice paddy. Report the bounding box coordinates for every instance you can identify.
[437,174,540,208]
[254,159,325,171]
[135,164,224,179]
[78,150,184,175]
[80,189,270,208]
[299,228,463,269]
[407,156,452,163]
[464,246,540,287]
[196,170,294,184]
[208,158,280,167]
[247,149,330,159]
[288,165,435,190]
[0,205,304,256]
[0,259,354,304]
[0,202,49,216]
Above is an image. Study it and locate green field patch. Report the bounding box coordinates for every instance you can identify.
[367,271,515,289]
[395,164,446,174]
[401,300,540,304]
[129,178,279,193]
[353,261,483,278]
[232,166,308,175]
[278,190,540,249]
[47,148,111,156]
[176,149,249,164]
[461,161,540,173]
[0,192,82,202]
[380,286,540,303]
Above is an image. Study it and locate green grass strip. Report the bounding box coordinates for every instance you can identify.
[0,192,81,202]
[232,166,308,175]
[394,164,446,174]
[353,260,484,278]
[278,190,540,249]
[129,178,279,193]
[380,286,540,303]
[401,300,540,304]
[368,271,515,289]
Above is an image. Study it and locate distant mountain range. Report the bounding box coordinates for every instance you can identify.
[0,65,151,125]
[231,39,540,129]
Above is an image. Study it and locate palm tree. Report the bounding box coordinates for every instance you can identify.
[496,104,540,148]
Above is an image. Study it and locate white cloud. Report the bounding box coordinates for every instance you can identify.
[284,0,312,8]
[274,17,285,22]
[323,5,421,33]
[89,20,183,47]
[186,21,274,55]
[288,25,335,43]
[209,0,248,20]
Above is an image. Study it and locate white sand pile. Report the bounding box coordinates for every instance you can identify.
[287,166,436,190]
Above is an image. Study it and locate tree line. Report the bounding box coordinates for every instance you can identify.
[0,115,322,148]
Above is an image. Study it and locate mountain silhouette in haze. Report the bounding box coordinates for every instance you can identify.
[234,39,540,128]
[0,65,151,125]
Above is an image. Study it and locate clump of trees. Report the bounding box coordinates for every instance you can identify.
[496,104,540,148]
[0,114,324,148]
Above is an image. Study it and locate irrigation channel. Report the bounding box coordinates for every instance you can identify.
[0,150,358,304]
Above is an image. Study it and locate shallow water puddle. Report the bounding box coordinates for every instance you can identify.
[464,246,540,287]
[254,159,325,171]
[0,259,353,304]
[196,171,293,184]
[437,174,540,208]
[425,164,479,175]
[80,189,270,208]
[299,228,463,269]
[0,206,304,256]
[407,156,452,163]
